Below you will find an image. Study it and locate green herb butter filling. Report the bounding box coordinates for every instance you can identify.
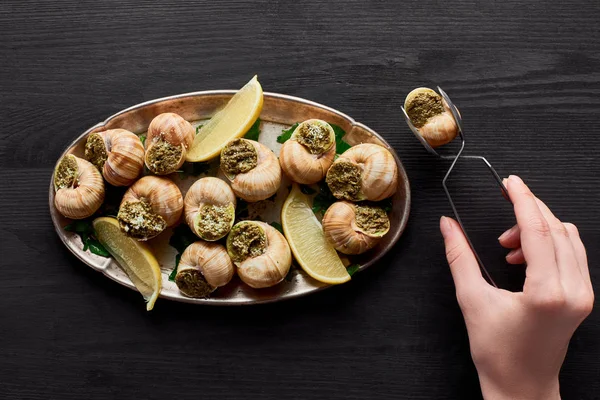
[326,161,362,201]
[406,91,445,128]
[295,122,334,155]
[196,204,234,241]
[145,139,183,174]
[355,204,390,235]
[220,139,258,175]
[84,133,108,171]
[227,223,267,263]
[117,199,167,240]
[175,269,214,298]
[54,155,79,190]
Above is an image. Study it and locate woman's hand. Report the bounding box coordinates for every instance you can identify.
[440,175,594,400]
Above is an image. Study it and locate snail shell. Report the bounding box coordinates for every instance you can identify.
[326,143,398,201]
[279,119,336,184]
[184,177,236,241]
[226,221,291,289]
[404,87,458,148]
[117,176,183,240]
[53,154,105,219]
[144,113,195,175]
[84,128,145,186]
[322,201,390,255]
[220,138,282,202]
[176,241,235,298]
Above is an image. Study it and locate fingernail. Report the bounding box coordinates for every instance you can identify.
[498,225,517,241]
[440,216,453,237]
[502,178,508,186]
[508,175,523,184]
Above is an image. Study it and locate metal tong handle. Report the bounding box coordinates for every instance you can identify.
[401,87,511,288]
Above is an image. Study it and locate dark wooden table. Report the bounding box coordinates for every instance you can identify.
[2,1,599,399]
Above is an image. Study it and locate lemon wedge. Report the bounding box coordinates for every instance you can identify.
[281,184,351,284]
[93,217,162,310]
[186,75,264,162]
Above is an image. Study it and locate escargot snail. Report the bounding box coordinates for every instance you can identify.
[220,138,282,202]
[278,119,336,184]
[326,143,398,202]
[184,177,236,241]
[175,241,235,298]
[84,128,145,187]
[322,202,390,255]
[226,221,291,289]
[404,87,458,148]
[117,175,183,240]
[144,113,195,175]
[53,154,105,219]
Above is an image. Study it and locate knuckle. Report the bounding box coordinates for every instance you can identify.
[563,222,580,237]
[526,215,551,238]
[553,221,570,238]
[530,289,566,312]
[571,291,594,317]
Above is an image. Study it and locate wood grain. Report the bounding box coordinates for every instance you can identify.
[1,0,599,399]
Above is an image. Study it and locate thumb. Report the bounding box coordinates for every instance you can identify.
[440,216,486,299]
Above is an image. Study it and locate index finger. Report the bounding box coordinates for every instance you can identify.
[506,175,559,287]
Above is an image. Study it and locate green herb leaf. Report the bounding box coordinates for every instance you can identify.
[64,220,94,234]
[277,122,299,144]
[169,253,181,282]
[64,220,110,257]
[139,134,146,146]
[329,123,351,154]
[195,124,204,135]
[380,198,393,213]
[88,239,110,257]
[243,118,261,141]
[270,221,283,234]
[300,185,316,195]
[169,224,197,254]
[82,234,90,251]
[311,181,337,215]
[347,264,360,277]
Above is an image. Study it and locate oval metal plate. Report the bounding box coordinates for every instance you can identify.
[49,91,411,306]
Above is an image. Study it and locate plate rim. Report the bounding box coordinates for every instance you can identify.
[49,90,411,306]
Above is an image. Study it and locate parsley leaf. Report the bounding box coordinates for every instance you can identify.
[276,122,350,154]
[380,198,393,213]
[88,240,110,257]
[347,264,360,277]
[64,219,110,258]
[168,225,197,281]
[64,220,94,235]
[195,124,204,135]
[330,123,351,154]
[277,122,299,144]
[311,181,337,215]
[244,118,261,141]
[169,253,181,282]
[168,225,197,255]
[270,221,283,234]
[139,134,146,146]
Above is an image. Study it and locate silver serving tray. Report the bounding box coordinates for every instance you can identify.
[49,91,411,306]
